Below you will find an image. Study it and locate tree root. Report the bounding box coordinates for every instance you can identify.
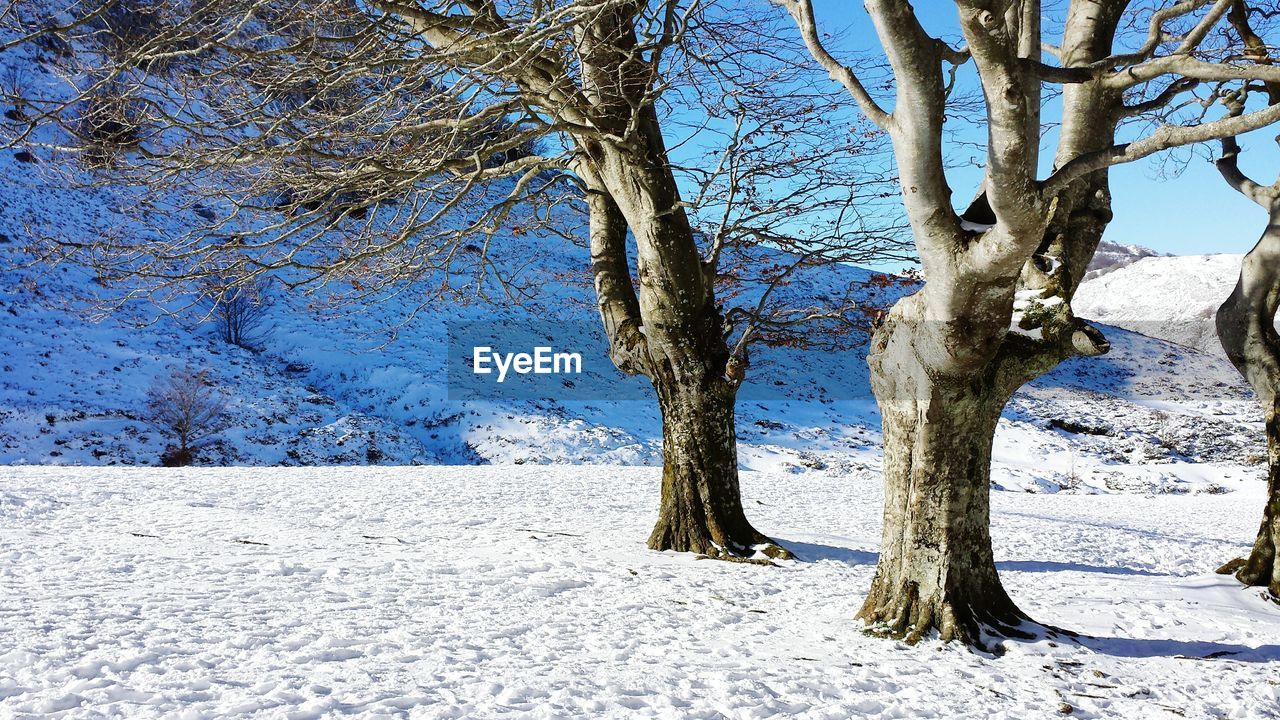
[647,515,794,563]
[757,542,795,560]
[1216,557,1248,575]
[655,527,793,566]
[690,541,794,566]
[1216,554,1279,599]
[696,552,777,567]
[857,580,1036,651]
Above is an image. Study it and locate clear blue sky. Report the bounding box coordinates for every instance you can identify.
[806,0,1279,257]
[1105,146,1276,255]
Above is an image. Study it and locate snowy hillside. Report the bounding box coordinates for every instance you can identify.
[0,9,911,472]
[0,198,898,469]
[0,131,1264,495]
[3,140,1274,497]
[3,224,1271,497]
[2,466,1279,719]
[1083,240,1167,281]
[1074,254,1242,355]
[2,10,1274,501]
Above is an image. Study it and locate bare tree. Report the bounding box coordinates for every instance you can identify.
[144,364,229,466]
[1214,127,1280,601]
[1,0,904,559]
[206,275,272,349]
[1210,7,1280,602]
[776,0,1280,645]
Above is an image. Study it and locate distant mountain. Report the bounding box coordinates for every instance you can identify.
[1083,240,1167,281]
[1073,254,1241,355]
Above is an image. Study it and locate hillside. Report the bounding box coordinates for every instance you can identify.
[0,191,898,469]
[0,14,897,472]
[2,223,1269,495]
[0,17,1270,501]
[2,160,1270,495]
[1083,240,1167,281]
[1073,254,1242,355]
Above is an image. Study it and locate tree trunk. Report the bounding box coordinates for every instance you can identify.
[858,307,1031,645]
[1219,414,1280,597]
[647,372,785,560]
[1215,217,1280,599]
[579,137,788,561]
[568,7,792,560]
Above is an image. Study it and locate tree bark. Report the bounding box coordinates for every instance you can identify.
[1215,208,1280,599]
[858,299,1033,646]
[647,370,782,559]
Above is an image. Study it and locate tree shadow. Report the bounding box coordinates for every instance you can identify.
[773,543,1280,663]
[1000,510,1241,547]
[997,560,1162,576]
[995,620,1280,662]
[1066,634,1280,662]
[776,539,878,566]
[777,545,1163,577]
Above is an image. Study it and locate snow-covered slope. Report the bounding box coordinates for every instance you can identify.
[1,17,1273,503]
[0,13,893,470]
[3,226,1269,497]
[0,204,897,469]
[1083,240,1167,281]
[1073,254,1242,355]
[2,465,1278,719]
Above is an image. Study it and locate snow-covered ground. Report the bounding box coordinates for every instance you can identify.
[1,465,1277,719]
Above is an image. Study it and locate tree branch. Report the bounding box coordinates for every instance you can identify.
[771,0,892,128]
[1043,99,1280,195]
[955,0,1043,235]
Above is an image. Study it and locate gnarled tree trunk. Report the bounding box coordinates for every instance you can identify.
[857,287,1108,646]
[1214,198,1280,598]
[861,370,1026,642]
[857,288,1047,645]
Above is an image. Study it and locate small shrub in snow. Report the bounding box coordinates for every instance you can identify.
[75,84,146,168]
[143,366,229,466]
[472,119,542,169]
[90,0,197,72]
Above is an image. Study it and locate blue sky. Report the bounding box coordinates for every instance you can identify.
[1105,145,1275,255]
[806,0,1279,257]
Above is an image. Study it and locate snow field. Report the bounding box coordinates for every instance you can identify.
[1,466,1278,719]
